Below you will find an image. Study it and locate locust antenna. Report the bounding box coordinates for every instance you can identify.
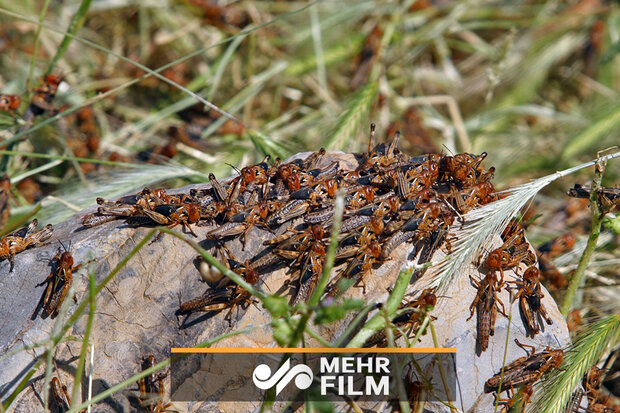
[368,123,376,154]
[387,130,401,158]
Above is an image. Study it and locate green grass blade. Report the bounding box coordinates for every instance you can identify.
[285,34,363,77]
[289,1,373,45]
[346,266,413,348]
[310,6,327,92]
[496,34,585,110]
[0,150,159,168]
[26,0,51,89]
[561,101,620,160]
[156,227,264,300]
[1,360,42,411]
[309,192,344,307]
[11,159,63,184]
[531,314,620,413]
[0,204,41,236]
[70,268,96,408]
[560,160,605,315]
[600,37,620,64]
[46,0,92,75]
[201,61,288,141]
[246,129,292,160]
[208,33,246,100]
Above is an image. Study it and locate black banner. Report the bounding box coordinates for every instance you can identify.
[170,349,456,403]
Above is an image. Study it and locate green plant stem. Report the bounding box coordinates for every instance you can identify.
[494,309,513,413]
[0,361,41,411]
[409,313,431,348]
[430,323,455,412]
[561,161,605,316]
[71,269,96,408]
[0,335,80,366]
[304,327,333,348]
[43,281,79,409]
[0,149,184,168]
[346,266,413,348]
[27,0,51,89]
[331,301,378,347]
[283,191,345,349]
[260,193,344,413]
[46,0,92,75]
[383,307,411,413]
[42,336,55,410]
[157,227,263,300]
[311,191,344,307]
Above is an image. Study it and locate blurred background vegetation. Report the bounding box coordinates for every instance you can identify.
[0,0,618,408]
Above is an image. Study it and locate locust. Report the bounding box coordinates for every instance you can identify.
[179,284,255,326]
[468,271,506,353]
[0,219,53,271]
[136,355,173,413]
[364,289,436,347]
[510,266,553,337]
[485,339,563,393]
[37,244,82,318]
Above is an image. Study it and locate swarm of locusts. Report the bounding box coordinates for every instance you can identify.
[0,119,571,408]
[80,123,550,338]
[82,125,572,407]
[82,124,502,314]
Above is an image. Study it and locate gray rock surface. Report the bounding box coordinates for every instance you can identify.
[0,152,569,412]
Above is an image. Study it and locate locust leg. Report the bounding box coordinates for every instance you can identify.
[468,276,482,320]
[180,221,198,237]
[496,294,508,317]
[538,304,553,325]
[489,302,497,336]
[83,214,117,227]
[514,339,536,356]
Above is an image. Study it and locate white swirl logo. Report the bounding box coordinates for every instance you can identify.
[252,359,313,395]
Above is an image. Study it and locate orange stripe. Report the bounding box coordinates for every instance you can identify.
[171,347,456,354]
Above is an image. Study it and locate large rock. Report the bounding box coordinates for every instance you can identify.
[0,152,569,412]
